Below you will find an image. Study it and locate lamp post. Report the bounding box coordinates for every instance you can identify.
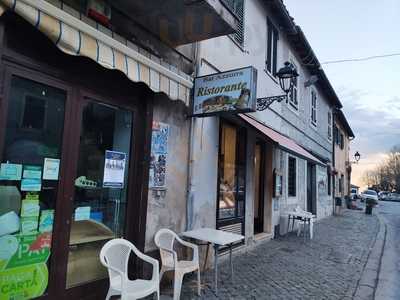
[354,151,361,163]
[256,61,299,111]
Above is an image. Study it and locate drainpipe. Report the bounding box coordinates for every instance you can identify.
[186,41,201,230]
[332,107,339,215]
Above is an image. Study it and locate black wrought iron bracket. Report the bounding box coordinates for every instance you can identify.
[256,95,288,111]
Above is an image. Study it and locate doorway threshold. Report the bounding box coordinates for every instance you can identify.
[254,232,273,242]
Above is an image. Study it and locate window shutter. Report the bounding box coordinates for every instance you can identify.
[266,20,272,73]
[272,28,278,76]
[224,0,244,46]
[234,0,244,45]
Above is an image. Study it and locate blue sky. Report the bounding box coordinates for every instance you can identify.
[283,0,400,186]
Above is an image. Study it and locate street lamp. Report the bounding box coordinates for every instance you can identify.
[257,61,299,111]
[354,151,361,163]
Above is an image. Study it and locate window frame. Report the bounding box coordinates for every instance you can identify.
[310,88,318,127]
[217,120,247,222]
[266,18,279,77]
[223,0,245,46]
[340,133,344,150]
[287,155,297,198]
[287,56,299,111]
[328,111,332,141]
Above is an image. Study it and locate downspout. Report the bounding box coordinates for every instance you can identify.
[186,41,201,230]
[332,108,338,215]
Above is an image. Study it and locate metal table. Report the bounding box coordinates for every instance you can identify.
[286,210,315,241]
[181,228,244,295]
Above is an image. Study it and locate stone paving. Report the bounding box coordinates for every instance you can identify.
[163,210,379,299]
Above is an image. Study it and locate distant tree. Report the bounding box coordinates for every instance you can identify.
[364,145,400,191]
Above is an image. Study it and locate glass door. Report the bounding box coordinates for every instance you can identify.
[0,75,67,299]
[254,142,265,234]
[66,98,133,288]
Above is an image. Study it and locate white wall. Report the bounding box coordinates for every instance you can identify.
[191,0,336,244]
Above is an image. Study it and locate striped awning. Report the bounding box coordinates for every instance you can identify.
[0,0,193,104]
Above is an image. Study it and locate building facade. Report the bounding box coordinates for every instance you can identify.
[0,0,235,299]
[186,0,343,249]
[0,0,355,299]
[334,110,355,201]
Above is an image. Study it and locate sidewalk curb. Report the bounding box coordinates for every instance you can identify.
[352,212,387,300]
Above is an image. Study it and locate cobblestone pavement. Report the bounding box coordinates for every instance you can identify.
[162,210,379,300]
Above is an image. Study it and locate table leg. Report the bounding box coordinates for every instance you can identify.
[287,215,291,235]
[203,242,210,272]
[214,244,219,295]
[303,219,306,242]
[229,243,234,282]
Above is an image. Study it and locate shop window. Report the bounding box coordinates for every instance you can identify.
[66,101,133,288]
[0,76,66,299]
[266,18,279,76]
[217,122,246,221]
[288,156,297,197]
[21,96,46,130]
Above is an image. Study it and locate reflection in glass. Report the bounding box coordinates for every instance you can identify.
[218,123,246,221]
[0,76,66,298]
[66,101,133,288]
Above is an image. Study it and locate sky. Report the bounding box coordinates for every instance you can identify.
[283,0,400,188]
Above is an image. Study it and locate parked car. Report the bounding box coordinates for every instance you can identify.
[378,191,390,201]
[351,188,359,200]
[385,193,400,202]
[361,190,379,204]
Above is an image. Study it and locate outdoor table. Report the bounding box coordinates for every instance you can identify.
[286,210,315,241]
[181,228,244,295]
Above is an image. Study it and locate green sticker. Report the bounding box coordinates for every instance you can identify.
[6,234,50,269]
[0,263,48,300]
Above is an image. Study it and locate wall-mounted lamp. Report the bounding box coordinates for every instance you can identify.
[257,61,299,111]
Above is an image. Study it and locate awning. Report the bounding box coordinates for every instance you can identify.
[0,0,193,104]
[239,114,325,166]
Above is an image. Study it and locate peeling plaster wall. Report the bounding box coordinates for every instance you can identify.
[145,94,190,251]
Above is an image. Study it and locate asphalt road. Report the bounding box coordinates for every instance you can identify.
[375,200,400,300]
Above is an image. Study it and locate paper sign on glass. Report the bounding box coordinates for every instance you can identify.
[0,163,23,181]
[74,206,91,221]
[21,200,40,217]
[43,158,60,180]
[39,210,54,233]
[103,150,126,189]
[21,178,42,192]
[23,165,42,179]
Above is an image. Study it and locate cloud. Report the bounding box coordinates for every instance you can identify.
[336,88,400,187]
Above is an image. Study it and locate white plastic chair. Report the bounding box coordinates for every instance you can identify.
[154,229,200,300]
[100,238,160,300]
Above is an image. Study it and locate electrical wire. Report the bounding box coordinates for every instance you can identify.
[321,52,400,65]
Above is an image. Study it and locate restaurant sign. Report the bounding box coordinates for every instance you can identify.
[193,67,258,117]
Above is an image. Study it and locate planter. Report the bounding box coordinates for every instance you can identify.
[365,205,373,215]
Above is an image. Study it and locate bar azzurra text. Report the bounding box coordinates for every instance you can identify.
[193,66,258,117]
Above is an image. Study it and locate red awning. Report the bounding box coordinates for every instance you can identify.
[239,114,325,166]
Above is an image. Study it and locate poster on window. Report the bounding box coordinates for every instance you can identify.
[318,166,328,197]
[103,150,126,189]
[149,122,169,189]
